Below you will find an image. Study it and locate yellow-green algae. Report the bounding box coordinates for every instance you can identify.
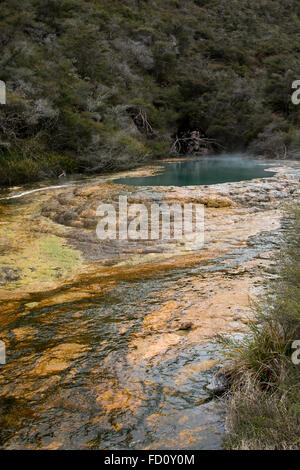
[0,232,82,291]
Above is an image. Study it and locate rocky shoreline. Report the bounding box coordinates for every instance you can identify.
[0,161,299,319]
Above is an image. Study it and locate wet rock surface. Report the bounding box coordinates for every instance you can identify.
[0,159,299,449]
[206,371,230,396]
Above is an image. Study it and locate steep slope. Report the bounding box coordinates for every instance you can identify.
[1,0,300,185]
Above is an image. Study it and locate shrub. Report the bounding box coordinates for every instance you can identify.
[219,205,300,450]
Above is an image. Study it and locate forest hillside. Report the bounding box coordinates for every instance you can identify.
[1,0,300,185]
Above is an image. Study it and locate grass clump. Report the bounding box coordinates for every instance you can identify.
[1,1,300,185]
[220,203,300,450]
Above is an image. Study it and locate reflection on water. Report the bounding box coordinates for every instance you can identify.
[115,154,276,187]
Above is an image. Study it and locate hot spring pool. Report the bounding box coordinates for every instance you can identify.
[115,154,278,187]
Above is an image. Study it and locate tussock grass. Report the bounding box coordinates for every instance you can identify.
[220,203,300,450]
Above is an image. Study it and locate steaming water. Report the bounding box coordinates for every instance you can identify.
[115,154,276,186]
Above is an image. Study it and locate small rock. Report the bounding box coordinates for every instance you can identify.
[178,322,193,331]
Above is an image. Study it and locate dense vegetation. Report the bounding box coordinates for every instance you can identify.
[1,0,300,185]
[221,204,300,450]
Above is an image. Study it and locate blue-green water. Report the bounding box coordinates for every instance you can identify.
[115,154,277,187]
